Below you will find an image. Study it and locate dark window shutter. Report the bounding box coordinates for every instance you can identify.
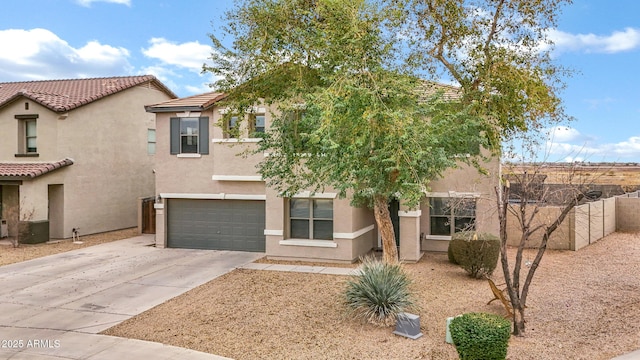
[170,118,180,154]
[199,117,209,155]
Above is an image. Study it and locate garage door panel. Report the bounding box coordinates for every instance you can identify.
[167,199,265,252]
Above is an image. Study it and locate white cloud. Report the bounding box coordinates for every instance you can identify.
[583,97,615,110]
[545,133,640,162]
[0,28,132,81]
[184,83,215,94]
[547,126,582,143]
[142,38,212,73]
[547,27,640,54]
[75,0,131,7]
[75,40,131,63]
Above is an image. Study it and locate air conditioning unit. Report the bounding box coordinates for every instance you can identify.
[0,219,8,238]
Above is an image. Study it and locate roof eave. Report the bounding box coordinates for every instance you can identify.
[149,78,178,99]
[0,92,66,113]
[0,176,29,181]
[145,105,207,113]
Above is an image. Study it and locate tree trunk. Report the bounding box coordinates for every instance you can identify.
[513,306,526,336]
[373,195,398,264]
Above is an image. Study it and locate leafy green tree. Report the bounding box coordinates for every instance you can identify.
[389,0,572,148]
[204,0,485,263]
[385,0,575,335]
[387,0,573,335]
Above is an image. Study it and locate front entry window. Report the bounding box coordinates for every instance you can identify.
[289,199,333,240]
[429,197,476,236]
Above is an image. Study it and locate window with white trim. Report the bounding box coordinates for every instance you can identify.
[289,199,333,240]
[25,119,37,153]
[147,129,156,155]
[429,197,476,236]
[180,118,199,153]
[250,113,265,136]
[224,116,239,139]
[15,115,38,156]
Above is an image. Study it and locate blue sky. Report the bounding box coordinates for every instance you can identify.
[1,0,639,163]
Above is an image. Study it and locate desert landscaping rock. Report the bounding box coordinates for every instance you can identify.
[103,232,640,360]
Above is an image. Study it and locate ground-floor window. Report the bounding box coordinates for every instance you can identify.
[289,199,333,240]
[429,197,476,236]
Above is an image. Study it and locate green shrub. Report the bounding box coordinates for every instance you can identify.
[447,242,458,264]
[450,312,511,360]
[344,256,415,326]
[449,232,500,278]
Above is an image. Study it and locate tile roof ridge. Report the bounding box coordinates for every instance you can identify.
[0,158,74,178]
[0,75,154,85]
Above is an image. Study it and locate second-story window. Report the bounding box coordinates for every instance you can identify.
[147,129,156,155]
[25,119,37,153]
[225,116,239,139]
[170,117,209,155]
[250,113,265,136]
[180,118,199,153]
[15,114,39,157]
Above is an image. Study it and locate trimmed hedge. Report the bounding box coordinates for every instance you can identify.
[450,312,511,360]
[448,243,458,264]
[448,232,500,278]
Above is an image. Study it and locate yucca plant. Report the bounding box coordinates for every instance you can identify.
[343,256,416,326]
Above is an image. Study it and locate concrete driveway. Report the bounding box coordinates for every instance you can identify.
[0,234,263,359]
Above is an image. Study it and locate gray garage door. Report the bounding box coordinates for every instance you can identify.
[167,199,265,252]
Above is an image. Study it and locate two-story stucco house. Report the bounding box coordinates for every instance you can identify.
[0,76,176,243]
[146,91,499,263]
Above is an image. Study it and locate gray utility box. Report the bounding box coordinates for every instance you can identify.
[393,312,423,340]
[18,220,50,244]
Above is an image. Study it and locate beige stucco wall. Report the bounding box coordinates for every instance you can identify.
[603,197,617,236]
[264,187,375,263]
[573,204,589,250]
[155,103,377,261]
[152,100,501,260]
[589,201,604,244]
[399,213,421,261]
[0,84,170,238]
[154,109,266,196]
[616,197,640,232]
[421,154,501,252]
[505,195,629,251]
[506,205,573,250]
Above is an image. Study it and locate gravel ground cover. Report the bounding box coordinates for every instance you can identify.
[0,227,140,266]
[103,232,640,360]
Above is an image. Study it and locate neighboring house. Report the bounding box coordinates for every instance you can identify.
[0,76,176,243]
[146,91,499,263]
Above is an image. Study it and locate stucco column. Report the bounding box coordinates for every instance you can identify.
[399,209,422,262]
[264,187,285,255]
[154,203,166,248]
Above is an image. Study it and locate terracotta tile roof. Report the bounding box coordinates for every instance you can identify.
[0,158,74,178]
[145,92,226,113]
[144,80,457,113]
[0,76,177,113]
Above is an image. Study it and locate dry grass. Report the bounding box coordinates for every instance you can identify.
[0,228,140,266]
[103,232,640,360]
